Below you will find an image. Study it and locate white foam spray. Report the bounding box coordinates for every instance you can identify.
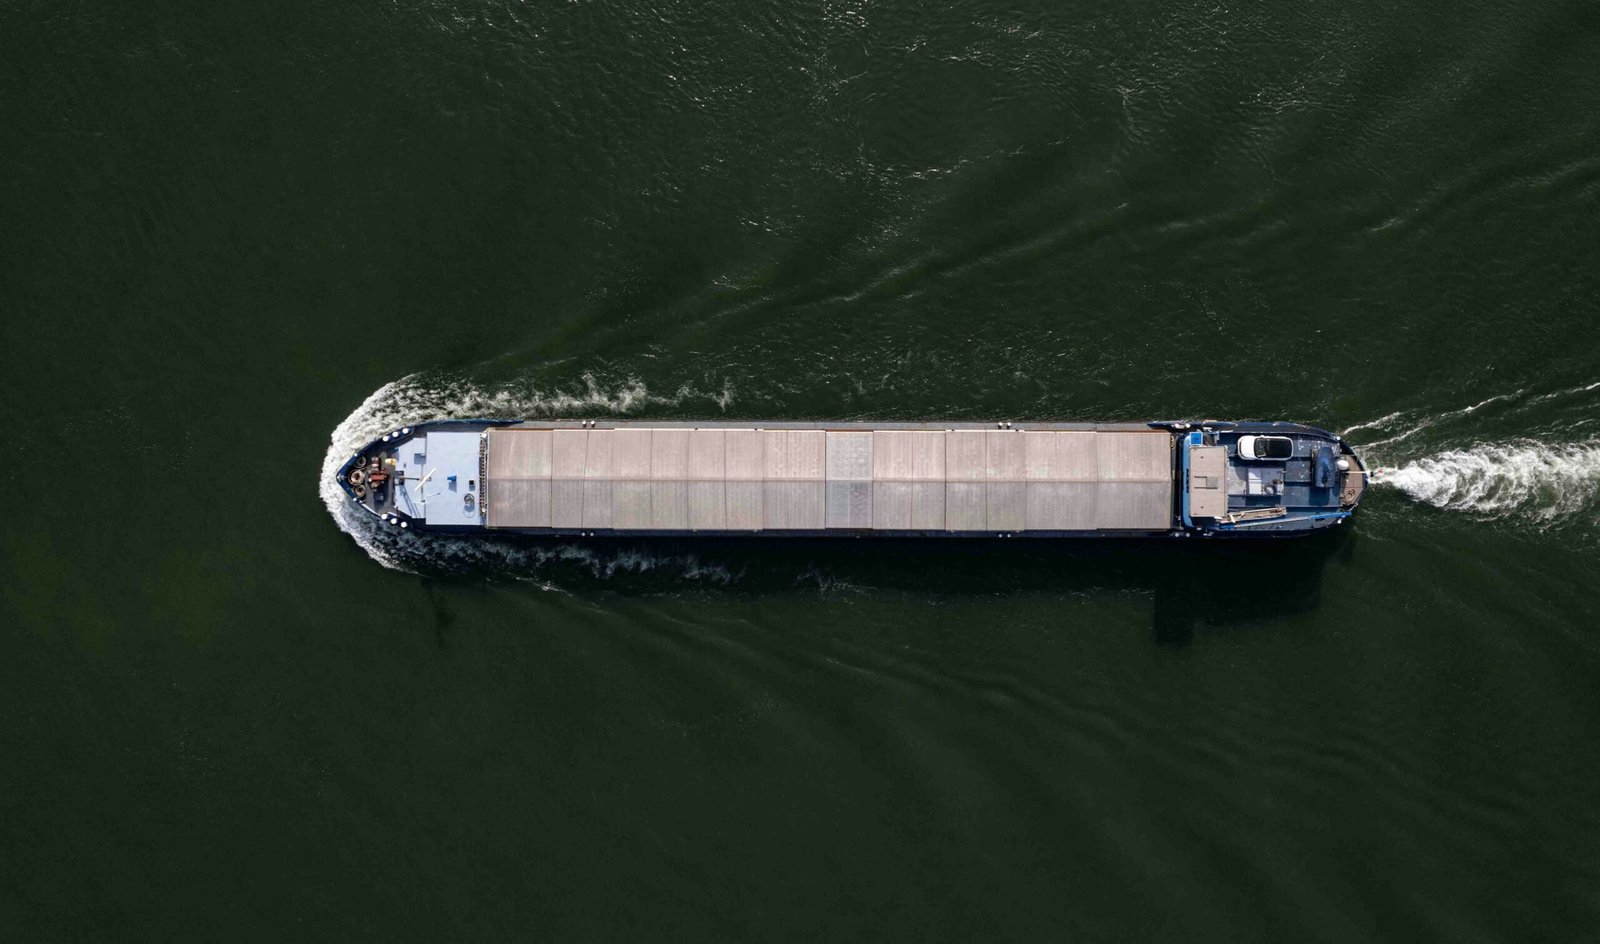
[319,372,737,577]
[1357,390,1528,451]
[1374,438,1600,524]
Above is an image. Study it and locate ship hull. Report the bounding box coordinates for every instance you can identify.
[335,419,1367,541]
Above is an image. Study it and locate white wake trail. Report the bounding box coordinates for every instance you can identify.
[1341,411,1406,437]
[1375,438,1600,524]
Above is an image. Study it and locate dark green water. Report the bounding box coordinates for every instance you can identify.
[5,0,1600,939]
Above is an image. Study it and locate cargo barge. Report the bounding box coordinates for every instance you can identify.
[334,420,1367,539]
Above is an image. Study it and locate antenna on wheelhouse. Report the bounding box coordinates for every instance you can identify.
[415,467,438,513]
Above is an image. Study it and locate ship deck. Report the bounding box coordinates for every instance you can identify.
[483,423,1175,533]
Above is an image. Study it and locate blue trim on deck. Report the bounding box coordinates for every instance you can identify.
[1216,511,1351,531]
[1180,430,1204,530]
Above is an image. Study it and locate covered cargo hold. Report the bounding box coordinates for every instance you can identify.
[484,425,1173,533]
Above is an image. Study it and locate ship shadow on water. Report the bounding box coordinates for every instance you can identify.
[406,527,1355,647]
[1144,532,1352,646]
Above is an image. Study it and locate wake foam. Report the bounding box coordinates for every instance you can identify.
[319,372,737,577]
[1376,439,1600,524]
[1353,390,1528,451]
